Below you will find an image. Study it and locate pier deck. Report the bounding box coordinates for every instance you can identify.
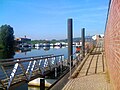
[62,47,112,90]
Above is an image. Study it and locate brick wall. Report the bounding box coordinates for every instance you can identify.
[105,0,120,90]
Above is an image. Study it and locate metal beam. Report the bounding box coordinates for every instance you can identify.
[68,18,73,66]
[40,78,45,90]
[81,28,85,58]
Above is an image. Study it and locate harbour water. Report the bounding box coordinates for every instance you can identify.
[14,46,76,59]
[0,46,76,90]
[17,46,75,90]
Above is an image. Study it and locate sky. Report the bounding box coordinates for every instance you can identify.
[0,0,109,40]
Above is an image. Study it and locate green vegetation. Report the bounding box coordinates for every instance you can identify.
[0,25,14,49]
[30,37,82,44]
[30,40,49,44]
[0,48,15,59]
[30,39,67,44]
[0,44,3,49]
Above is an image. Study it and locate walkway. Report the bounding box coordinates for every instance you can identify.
[62,46,112,90]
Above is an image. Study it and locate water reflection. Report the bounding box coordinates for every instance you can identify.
[43,47,50,51]
[0,46,75,60]
[0,48,15,59]
[0,46,74,90]
[16,46,63,53]
[15,47,31,55]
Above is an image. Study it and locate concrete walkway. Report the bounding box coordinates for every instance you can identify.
[62,47,112,90]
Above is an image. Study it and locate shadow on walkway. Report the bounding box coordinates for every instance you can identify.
[62,45,112,90]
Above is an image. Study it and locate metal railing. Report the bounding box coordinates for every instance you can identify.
[0,54,54,62]
[0,54,64,90]
[69,46,93,77]
[69,52,81,77]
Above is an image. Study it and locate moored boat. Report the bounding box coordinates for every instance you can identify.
[76,45,81,53]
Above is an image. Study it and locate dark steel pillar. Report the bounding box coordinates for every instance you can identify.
[81,28,85,58]
[68,19,73,66]
[40,78,45,90]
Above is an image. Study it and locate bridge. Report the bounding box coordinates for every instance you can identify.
[0,54,67,90]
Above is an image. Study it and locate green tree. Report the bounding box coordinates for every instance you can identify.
[0,25,14,49]
[0,48,15,59]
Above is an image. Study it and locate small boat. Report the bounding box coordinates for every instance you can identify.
[76,45,81,53]
[54,46,61,49]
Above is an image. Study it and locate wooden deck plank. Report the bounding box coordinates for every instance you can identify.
[62,47,112,90]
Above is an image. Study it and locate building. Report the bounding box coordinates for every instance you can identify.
[15,36,31,44]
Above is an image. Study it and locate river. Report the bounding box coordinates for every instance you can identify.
[0,46,76,90]
[14,46,76,59]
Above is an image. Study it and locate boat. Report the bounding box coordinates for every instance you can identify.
[76,45,81,53]
[54,46,61,49]
[54,42,62,47]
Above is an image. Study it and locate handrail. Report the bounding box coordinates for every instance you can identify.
[0,54,64,65]
[69,52,81,77]
[0,54,54,62]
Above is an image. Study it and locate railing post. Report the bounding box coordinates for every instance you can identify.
[60,56,63,70]
[55,67,57,77]
[47,58,52,71]
[68,18,73,66]
[81,28,85,59]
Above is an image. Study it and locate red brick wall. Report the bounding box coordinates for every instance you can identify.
[105,0,120,90]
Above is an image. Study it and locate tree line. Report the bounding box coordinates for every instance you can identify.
[30,39,67,44]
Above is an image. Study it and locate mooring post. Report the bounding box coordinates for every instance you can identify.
[40,77,45,90]
[68,18,73,66]
[81,28,85,59]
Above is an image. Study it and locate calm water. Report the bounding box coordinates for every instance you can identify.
[14,46,76,59]
[17,46,75,90]
[0,46,76,90]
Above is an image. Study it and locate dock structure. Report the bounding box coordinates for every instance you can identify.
[0,54,65,90]
[62,43,112,90]
[1,0,120,89]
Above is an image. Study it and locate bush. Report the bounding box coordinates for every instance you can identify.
[0,44,3,49]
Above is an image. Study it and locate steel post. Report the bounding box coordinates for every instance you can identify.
[68,18,73,66]
[81,28,85,58]
[40,78,45,90]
